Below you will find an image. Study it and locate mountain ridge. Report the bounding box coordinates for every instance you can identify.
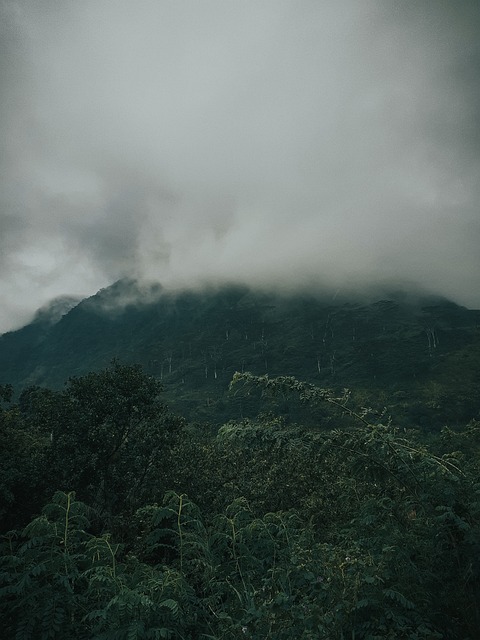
[1,279,479,427]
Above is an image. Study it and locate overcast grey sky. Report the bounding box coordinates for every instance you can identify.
[1,0,479,332]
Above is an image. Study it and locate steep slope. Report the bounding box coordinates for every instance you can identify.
[0,280,479,427]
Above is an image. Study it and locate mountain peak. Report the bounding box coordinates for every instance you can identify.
[32,296,82,326]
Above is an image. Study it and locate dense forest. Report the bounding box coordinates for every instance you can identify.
[1,283,480,637]
[1,359,479,639]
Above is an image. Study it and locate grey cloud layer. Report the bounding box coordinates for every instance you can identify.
[1,0,479,331]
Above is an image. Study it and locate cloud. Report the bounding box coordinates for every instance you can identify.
[1,0,479,332]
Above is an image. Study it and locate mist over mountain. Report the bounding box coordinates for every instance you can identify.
[1,0,479,333]
[1,279,479,429]
[31,296,82,326]
[2,2,480,623]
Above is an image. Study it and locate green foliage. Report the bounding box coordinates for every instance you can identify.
[0,392,50,529]
[0,491,90,639]
[22,362,185,518]
[0,491,195,640]
[0,383,13,404]
[4,484,469,639]
[1,366,480,638]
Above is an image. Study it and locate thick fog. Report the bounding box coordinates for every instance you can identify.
[1,0,479,332]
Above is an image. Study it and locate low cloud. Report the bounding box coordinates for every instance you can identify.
[1,0,479,332]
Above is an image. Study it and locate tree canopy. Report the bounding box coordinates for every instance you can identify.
[1,364,479,638]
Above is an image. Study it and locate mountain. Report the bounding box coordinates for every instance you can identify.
[1,279,479,427]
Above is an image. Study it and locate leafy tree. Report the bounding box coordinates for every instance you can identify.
[58,363,185,516]
[223,373,480,636]
[16,363,185,524]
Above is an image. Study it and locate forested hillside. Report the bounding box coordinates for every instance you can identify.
[1,282,480,636]
[1,280,479,428]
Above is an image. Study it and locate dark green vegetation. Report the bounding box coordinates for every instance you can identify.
[1,284,480,637]
[1,280,480,428]
[1,360,480,639]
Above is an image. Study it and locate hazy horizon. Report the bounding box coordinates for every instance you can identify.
[1,0,479,332]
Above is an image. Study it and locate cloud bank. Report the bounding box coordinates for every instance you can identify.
[1,0,479,331]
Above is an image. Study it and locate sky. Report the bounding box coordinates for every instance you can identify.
[1,0,479,332]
